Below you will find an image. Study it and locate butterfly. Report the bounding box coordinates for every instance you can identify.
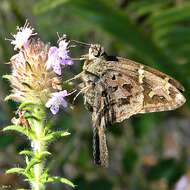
[72,44,186,167]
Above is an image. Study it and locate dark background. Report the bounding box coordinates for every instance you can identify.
[0,0,190,189]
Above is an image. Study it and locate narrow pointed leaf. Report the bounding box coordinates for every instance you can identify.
[47,176,75,187]
[3,125,28,136]
[6,167,25,174]
[25,158,40,172]
[42,131,70,141]
[19,150,34,156]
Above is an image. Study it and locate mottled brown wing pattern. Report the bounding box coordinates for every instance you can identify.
[81,44,186,167]
[105,57,186,118]
[100,69,144,122]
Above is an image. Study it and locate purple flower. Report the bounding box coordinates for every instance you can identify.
[175,176,189,190]
[58,40,73,65]
[46,39,73,75]
[45,90,68,114]
[10,21,36,50]
[46,46,62,75]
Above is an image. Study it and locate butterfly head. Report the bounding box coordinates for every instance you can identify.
[88,44,105,60]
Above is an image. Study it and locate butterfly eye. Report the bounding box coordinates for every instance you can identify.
[93,49,99,57]
[90,44,105,58]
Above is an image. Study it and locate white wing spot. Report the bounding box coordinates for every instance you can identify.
[176,93,185,102]
[138,65,144,84]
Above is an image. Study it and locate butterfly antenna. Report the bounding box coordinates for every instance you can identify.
[56,32,61,39]
[63,72,83,84]
[71,39,91,47]
[72,57,87,61]
[56,32,67,43]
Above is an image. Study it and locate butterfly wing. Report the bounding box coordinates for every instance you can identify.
[98,57,186,122]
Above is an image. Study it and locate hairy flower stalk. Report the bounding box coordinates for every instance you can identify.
[4,21,75,189]
[30,106,46,190]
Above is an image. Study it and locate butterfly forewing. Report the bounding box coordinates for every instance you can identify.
[108,57,185,114]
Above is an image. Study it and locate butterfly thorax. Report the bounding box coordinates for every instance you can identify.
[81,45,106,112]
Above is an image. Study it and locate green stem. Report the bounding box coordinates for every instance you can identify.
[31,106,46,190]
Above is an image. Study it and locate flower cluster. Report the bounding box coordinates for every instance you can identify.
[7,21,74,114]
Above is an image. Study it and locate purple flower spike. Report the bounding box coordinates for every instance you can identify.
[45,90,68,115]
[46,38,73,75]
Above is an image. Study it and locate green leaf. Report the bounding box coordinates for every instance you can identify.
[47,176,75,187]
[6,167,25,174]
[25,156,29,165]
[19,150,34,156]
[25,158,40,172]
[19,101,35,110]
[34,0,69,14]
[25,114,41,121]
[42,131,70,141]
[3,125,34,139]
[40,151,52,157]
[6,167,32,179]
[127,0,170,17]
[150,3,190,28]
[37,151,52,159]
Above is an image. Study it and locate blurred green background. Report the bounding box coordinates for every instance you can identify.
[0,0,190,189]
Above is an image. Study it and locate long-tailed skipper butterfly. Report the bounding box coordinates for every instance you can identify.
[72,44,186,167]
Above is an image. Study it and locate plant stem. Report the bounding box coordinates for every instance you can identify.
[31,106,46,190]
